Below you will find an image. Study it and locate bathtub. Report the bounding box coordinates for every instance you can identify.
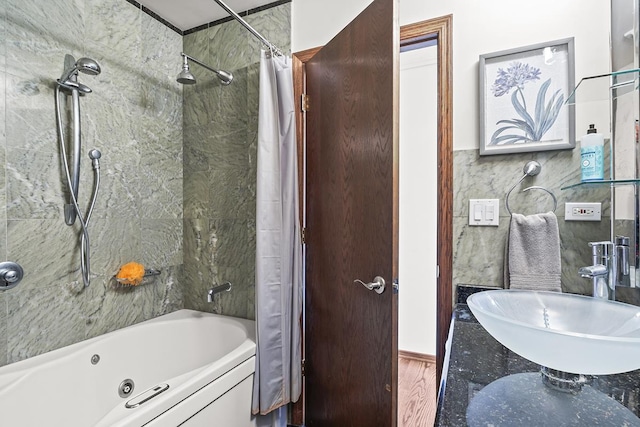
[0,309,258,427]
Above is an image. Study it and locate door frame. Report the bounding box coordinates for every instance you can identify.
[292,14,453,424]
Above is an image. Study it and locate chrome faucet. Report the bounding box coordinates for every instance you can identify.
[579,241,614,300]
[614,236,631,288]
[207,282,232,302]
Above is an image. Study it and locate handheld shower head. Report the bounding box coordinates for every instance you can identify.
[76,58,101,76]
[59,57,102,86]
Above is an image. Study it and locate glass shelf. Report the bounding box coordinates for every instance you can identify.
[561,179,640,190]
[566,68,640,104]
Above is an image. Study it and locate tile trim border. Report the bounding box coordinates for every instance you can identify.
[123,0,292,36]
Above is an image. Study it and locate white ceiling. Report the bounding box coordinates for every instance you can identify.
[136,0,276,31]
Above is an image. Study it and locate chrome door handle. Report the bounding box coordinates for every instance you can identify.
[354,276,386,294]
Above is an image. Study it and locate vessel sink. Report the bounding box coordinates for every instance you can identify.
[467,290,640,375]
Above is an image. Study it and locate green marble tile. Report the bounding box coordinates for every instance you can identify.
[141,12,183,83]
[208,20,250,72]
[0,2,6,72]
[6,147,63,220]
[247,62,260,121]
[212,67,248,136]
[5,283,85,363]
[183,127,212,172]
[183,218,215,309]
[89,218,140,276]
[5,73,57,153]
[7,219,79,291]
[209,166,254,220]
[183,28,210,66]
[140,219,183,268]
[136,122,183,219]
[0,72,5,145]
[560,219,611,294]
[209,219,255,269]
[245,3,292,60]
[215,266,249,318]
[183,78,219,128]
[83,274,165,340]
[0,292,6,367]
[155,264,184,316]
[183,169,211,219]
[453,147,610,219]
[5,0,84,79]
[202,129,250,168]
[84,0,140,63]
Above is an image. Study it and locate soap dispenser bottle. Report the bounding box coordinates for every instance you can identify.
[581,124,605,181]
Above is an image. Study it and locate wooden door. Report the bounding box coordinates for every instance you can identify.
[304,0,399,425]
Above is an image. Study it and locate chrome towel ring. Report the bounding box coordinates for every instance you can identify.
[505,161,557,215]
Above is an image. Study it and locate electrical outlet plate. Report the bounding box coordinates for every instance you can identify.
[565,202,602,221]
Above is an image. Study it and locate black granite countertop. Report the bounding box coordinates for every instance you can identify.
[435,287,640,426]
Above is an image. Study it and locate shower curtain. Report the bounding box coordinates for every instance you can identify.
[252,50,303,425]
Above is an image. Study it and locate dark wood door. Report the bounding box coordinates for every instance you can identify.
[304,0,399,425]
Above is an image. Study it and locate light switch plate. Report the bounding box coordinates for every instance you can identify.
[469,199,500,226]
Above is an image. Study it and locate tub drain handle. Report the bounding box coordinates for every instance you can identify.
[125,384,170,409]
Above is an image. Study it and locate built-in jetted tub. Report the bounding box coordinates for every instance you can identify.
[0,310,257,426]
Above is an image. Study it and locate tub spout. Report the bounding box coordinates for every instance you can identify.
[207,282,232,302]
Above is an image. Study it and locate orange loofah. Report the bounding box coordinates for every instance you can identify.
[116,262,145,286]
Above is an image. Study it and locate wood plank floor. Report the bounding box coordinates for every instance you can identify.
[398,354,437,427]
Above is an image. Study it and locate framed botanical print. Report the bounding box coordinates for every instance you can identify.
[479,38,575,156]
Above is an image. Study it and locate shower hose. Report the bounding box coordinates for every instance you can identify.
[54,86,100,288]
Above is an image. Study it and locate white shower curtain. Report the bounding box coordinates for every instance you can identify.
[252,50,303,425]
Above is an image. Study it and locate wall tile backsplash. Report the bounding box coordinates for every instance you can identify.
[453,143,612,295]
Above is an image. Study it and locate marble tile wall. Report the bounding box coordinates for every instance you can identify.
[453,142,613,296]
[0,0,184,367]
[182,3,291,320]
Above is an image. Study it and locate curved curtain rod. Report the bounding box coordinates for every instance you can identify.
[211,0,285,56]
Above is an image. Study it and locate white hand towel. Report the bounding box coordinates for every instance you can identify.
[504,212,562,292]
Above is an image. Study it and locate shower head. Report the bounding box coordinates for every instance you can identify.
[177,53,233,86]
[59,57,102,85]
[177,61,197,85]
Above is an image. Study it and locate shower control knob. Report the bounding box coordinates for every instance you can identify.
[0,262,24,290]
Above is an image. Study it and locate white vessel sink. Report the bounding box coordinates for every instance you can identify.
[467,290,640,375]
